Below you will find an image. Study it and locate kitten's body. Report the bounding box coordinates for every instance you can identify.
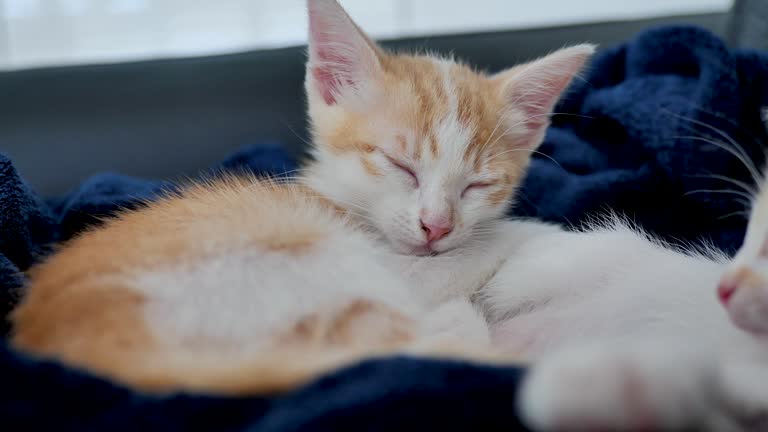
[12,176,502,394]
[12,176,511,394]
[485,223,734,354]
[506,207,768,431]
[10,0,768,430]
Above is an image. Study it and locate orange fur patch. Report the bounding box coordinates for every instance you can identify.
[395,134,407,153]
[487,187,513,206]
[312,53,455,164]
[9,177,358,393]
[730,266,765,290]
[449,64,523,177]
[360,156,383,176]
[281,298,414,346]
[327,299,414,344]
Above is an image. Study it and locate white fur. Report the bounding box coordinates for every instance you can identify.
[501,201,768,430]
[132,220,417,354]
[478,220,761,430]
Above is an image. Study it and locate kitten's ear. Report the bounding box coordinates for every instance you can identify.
[494,44,595,148]
[306,0,383,106]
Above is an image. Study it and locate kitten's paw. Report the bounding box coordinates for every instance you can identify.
[718,361,768,431]
[518,346,706,431]
[719,265,768,335]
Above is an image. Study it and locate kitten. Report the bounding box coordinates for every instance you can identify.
[721,175,768,337]
[9,0,590,395]
[512,173,768,431]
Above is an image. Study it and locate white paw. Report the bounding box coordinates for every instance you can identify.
[718,361,768,431]
[518,345,710,431]
[719,264,768,335]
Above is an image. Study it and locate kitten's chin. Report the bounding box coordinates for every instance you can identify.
[408,245,435,257]
[392,242,456,257]
[383,239,433,257]
[381,233,458,257]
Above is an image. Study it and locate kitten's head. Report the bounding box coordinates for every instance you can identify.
[303,0,594,255]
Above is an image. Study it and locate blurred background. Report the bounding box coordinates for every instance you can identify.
[0,0,732,70]
[1,0,760,196]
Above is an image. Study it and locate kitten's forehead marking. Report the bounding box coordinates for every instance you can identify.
[427,59,508,179]
[395,55,448,160]
[432,59,474,167]
[421,59,506,173]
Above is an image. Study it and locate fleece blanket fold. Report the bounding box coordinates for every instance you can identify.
[2,26,768,431]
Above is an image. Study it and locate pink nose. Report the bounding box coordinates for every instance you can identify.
[717,277,737,305]
[421,220,453,243]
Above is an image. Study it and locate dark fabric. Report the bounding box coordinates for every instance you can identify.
[1,25,767,431]
[0,347,524,432]
[513,25,768,256]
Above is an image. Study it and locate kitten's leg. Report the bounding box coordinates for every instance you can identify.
[517,340,736,431]
[420,298,490,346]
[719,359,768,430]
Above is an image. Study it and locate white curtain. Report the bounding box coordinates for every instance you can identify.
[0,0,731,71]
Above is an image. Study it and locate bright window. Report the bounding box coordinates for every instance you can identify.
[0,0,733,70]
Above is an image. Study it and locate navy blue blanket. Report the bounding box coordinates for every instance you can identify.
[2,26,768,431]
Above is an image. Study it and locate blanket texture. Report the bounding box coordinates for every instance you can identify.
[2,26,768,431]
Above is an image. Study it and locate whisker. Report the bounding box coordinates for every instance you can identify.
[479,113,538,152]
[477,113,509,156]
[281,120,315,150]
[479,111,583,165]
[271,168,303,177]
[675,135,763,186]
[717,210,750,220]
[315,194,375,216]
[735,197,753,209]
[681,103,765,150]
[682,188,755,201]
[341,212,376,225]
[666,110,763,185]
[485,148,564,171]
[684,173,757,196]
[548,112,596,120]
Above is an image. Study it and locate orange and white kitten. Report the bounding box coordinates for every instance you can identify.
[10,0,591,395]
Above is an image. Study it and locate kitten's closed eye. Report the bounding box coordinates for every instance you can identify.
[385,155,419,188]
[461,182,493,198]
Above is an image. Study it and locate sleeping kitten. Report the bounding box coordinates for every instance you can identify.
[513,174,768,431]
[10,0,589,394]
